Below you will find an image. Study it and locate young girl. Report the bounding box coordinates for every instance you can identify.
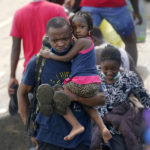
[95,45,150,150]
[39,11,112,142]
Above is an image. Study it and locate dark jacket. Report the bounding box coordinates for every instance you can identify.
[103,102,143,150]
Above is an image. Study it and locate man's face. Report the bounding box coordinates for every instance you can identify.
[48,25,71,52]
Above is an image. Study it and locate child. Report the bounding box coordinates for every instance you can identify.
[96,45,150,149]
[39,11,112,142]
[91,26,143,81]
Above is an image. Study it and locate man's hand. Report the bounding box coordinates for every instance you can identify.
[8,78,18,96]
[130,0,143,25]
[132,12,143,25]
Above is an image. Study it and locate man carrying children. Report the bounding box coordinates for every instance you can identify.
[17,17,105,150]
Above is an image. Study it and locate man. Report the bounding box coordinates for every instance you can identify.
[18,17,105,150]
[8,0,67,96]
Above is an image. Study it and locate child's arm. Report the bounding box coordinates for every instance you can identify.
[40,38,92,62]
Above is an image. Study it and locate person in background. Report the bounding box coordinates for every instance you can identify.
[91,26,144,82]
[89,26,143,150]
[8,1,68,149]
[91,26,133,72]
[97,45,150,150]
[63,0,142,65]
[126,0,146,43]
[8,0,67,96]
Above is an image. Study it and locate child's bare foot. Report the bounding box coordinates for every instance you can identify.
[64,125,85,141]
[102,127,112,143]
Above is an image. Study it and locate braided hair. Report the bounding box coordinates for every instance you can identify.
[70,11,93,31]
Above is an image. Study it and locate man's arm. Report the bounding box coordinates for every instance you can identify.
[18,82,38,149]
[64,86,105,106]
[77,92,105,106]
[130,0,142,25]
[8,37,21,96]
[17,82,32,124]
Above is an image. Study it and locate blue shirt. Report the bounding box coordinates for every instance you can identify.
[22,55,92,148]
[70,43,98,78]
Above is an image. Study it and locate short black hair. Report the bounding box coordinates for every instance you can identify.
[46,17,70,33]
[100,45,122,65]
[91,26,103,39]
[70,11,93,30]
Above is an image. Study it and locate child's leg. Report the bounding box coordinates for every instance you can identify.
[87,107,112,143]
[53,91,85,141]
[63,107,85,141]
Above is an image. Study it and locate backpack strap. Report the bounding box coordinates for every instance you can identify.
[35,54,46,88]
[33,54,46,117]
[25,54,46,135]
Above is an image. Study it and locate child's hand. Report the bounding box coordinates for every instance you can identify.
[102,127,112,143]
[40,49,51,59]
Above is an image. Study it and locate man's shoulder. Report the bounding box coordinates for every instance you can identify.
[22,56,37,86]
[26,55,37,69]
[27,55,46,69]
[29,55,37,63]
[42,1,64,10]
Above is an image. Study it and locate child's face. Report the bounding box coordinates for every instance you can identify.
[47,25,71,52]
[101,60,120,81]
[72,16,89,39]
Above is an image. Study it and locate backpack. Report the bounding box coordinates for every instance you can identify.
[25,55,46,136]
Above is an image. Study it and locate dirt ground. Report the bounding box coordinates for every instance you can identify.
[0,0,150,150]
[0,114,29,150]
